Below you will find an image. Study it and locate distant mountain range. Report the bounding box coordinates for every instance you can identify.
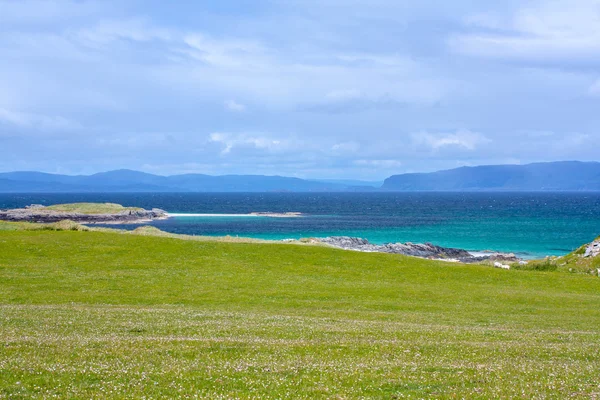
[0,161,599,193]
[0,170,378,193]
[382,161,600,191]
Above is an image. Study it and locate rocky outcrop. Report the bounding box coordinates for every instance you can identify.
[0,207,167,224]
[317,236,520,263]
[584,239,600,258]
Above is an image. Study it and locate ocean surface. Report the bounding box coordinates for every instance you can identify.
[2,192,600,258]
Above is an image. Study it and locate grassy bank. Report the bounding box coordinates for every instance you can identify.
[514,236,600,275]
[1,228,600,398]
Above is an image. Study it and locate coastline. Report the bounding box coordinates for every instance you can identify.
[84,216,169,225]
[0,204,304,224]
[167,212,303,218]
[315,236,521,265]
[0,203,586,262]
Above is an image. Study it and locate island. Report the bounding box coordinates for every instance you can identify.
[0,203,303,224]
[0,203,168,224]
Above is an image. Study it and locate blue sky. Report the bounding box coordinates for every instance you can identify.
[1,0,599,179]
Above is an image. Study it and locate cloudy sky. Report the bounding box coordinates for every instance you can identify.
[1,0,599,179]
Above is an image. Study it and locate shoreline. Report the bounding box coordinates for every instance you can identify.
[0,204,562,261]
[168,213,262,218]
[167,212,303,218]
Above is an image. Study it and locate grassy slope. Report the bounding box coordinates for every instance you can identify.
[43,202,143,214]
[516,236,600,274]
[1,230,600,398]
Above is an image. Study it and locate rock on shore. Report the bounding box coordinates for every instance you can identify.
[318,236,519,263]
[0,206,167,224]
[584,239,600,258]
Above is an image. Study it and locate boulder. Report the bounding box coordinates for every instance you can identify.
[493,261,511,270]
[584,240,600,258]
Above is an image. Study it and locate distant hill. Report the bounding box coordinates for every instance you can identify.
[3,161,599,193]
[382,161,600,191]
[0,170,369,193]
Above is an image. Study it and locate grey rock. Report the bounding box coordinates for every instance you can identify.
[317,236,519,263]
[584,240,600,258]
[493,261,511,270]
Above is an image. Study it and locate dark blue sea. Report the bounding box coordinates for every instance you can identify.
[2,192,600,258]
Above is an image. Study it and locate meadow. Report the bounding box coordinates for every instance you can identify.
[1,226,599,398]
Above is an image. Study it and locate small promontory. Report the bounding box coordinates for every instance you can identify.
[0,203,167,224]
[317,236,520,264]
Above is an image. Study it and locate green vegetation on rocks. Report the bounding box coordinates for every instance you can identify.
[515,236,600,275]
[0,203,166,224]
[44,202,143,214]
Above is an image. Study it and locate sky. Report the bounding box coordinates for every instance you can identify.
[1,0,600,179]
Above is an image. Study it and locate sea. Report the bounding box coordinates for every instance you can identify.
[2,192,600,259]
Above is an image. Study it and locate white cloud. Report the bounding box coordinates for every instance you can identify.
[94,133,176,149]
[354,159,403,168]
[412,130,490,151]
[0,0,106,23]
[160,33,450,108]
[2,9,451,112]
[331,141,360,154]
[3,0,597,177]
[450,0,600,64]
[209,132,294,155]
[224,100,246,112]
[0,108,81,131]
[75,18,173,46]
[554,133,591,149]
[463,12,506,30]
[335,54,419,69]
[0,108,30,126]
[325,89,362,101]
[589,79,600,96]
[181,34,268,69]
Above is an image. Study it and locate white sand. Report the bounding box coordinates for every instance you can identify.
[166,213,261,218]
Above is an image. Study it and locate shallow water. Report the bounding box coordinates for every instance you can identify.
[2,192,599,258]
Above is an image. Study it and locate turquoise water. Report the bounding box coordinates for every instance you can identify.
[2,192,600,258]
[155,215,595,258]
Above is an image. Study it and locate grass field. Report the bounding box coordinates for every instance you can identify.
[1,228,600,399]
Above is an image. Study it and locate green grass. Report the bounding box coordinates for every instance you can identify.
[43,202,143,214]
[1,229,600,398]
[0,221,288,244]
